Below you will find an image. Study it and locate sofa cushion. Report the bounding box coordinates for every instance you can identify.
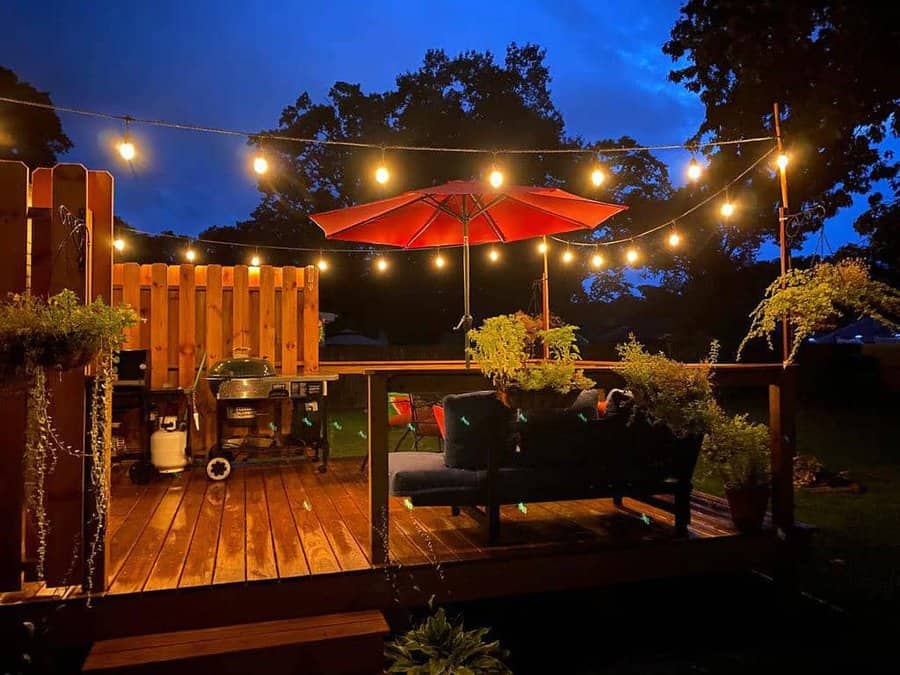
[389,451,479,495]
[516,389,601,467]
[442,391,515,469]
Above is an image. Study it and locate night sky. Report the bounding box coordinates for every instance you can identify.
[1,0,869,259]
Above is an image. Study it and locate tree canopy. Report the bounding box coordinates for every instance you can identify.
[0,66,72,168]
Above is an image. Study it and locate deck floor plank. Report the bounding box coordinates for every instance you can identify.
[144,474,207,591]
[213,469,247,584]
[110,476,190,594]
[244,468,278,581]
[179,480,226,588]
[107,478,170,586]
[279,467,341,575]
[262,470,310,579]
[292,464,369,571]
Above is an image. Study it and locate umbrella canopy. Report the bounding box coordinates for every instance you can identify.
[310,180,627,362]
[311,180,627,248]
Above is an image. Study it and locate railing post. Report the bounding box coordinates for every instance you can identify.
[768,366,796,532]
[367,372,389,565]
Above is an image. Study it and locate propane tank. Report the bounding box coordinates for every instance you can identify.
[150,416,188,474]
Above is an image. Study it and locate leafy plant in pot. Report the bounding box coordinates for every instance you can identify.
[702,410,771,533]
[466,312,594,409]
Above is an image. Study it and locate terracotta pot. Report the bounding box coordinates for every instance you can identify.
[497,387,580,410]
[725,484,770,533]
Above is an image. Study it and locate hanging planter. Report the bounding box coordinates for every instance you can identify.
[466,312,595,410]
[738,259,900,363]
[0,290,136,584]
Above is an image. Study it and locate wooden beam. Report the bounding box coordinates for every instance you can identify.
[87,172,113,304]
[0,160,29,591]
[258,266,275,363]
[232,265,249,352]
[178,265,196,388]
[121,263,141,348]
[367,373,389,565]
[768,368,796,532]
[205,265,223,367]
[150,263,169,389]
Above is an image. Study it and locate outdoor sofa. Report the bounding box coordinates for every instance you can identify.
[387,390,702,543]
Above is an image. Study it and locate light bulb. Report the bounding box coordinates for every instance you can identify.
[434,253,446,268]
[687,158,702,181]
[253,156,268,175]
[625,247,639,265]
[118,140,135,161]
[720,201,735,218]
[562,249,574,264]
[590,167,605,187]
[251,255,261,267]
[776,153,789,171]
[591,253,605,268]
[668,231,682,248]
[185,248,196,263]
[375,165,390,184]
[488,168,504,189]
[537,241,548,254]
[317,258,328,272]
[376,257,388,272]
[488,248,500,262]
[113,238,125,252]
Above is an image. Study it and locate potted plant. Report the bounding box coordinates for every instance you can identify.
[738,258,900,363]
[466,312,594,409]
[385,607,511,674]
[702,411,771,533]
[0,290,136,584]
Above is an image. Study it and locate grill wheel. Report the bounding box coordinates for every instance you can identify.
[206,456,232,481]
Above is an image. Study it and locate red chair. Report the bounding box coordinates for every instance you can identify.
[360,393,442,472]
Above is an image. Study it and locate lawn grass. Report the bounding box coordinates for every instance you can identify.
[326,408,440,459]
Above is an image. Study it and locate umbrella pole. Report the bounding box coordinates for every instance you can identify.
[463,218,472,367]
[541,235,550,359]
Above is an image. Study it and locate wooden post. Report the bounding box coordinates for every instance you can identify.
[768,367,796,532]
[0,160,29,591]
[150,263,169,389]
[233,265,250,352]
[178,265,196,388]
[259,265,275,363]
[773,102,791,363]
[367,372,389,565]
[83,170,114,592]
[302,265,319,373]
[281,267,298,375]
[121,263,141,348]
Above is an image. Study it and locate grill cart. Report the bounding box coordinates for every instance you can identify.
[205,350,338,481]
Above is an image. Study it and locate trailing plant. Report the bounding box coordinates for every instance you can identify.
[466,312,594,394]
[701,409,770,490]
[614,336,719,438]
[738,259,900,363]
[385,607,511,674]
[0,291,136,584]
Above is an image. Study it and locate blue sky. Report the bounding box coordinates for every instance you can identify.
[1,0,865,259]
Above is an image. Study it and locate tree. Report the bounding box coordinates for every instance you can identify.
[0,66,72,168]
[203,44,672,344]
[663,1,900,265]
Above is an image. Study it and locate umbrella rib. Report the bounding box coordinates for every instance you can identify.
[501,193,621,229]
[406,195,454,248]
[316,194,430,238]
[470,194,507,242]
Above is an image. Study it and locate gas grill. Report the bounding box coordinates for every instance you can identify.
[204,351,339,480]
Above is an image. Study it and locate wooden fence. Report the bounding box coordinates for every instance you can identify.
[112,263,320,389]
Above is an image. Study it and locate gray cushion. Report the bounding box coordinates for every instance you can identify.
[442,391,515,469]
[389,451,479,499]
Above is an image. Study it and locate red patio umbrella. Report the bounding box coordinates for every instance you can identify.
[311,180,626,355]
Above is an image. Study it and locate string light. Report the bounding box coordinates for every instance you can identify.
[488,161,504,189]
[375,148,390,184]
[251,253,261,266]
[591,250,605,269]
[185,246,196,262]
[776,153,789,171]
[687,156,702,181]
[434,250,446,268]
[537,240,548,254]
[720,199,736,218]
[562,248,574,264]
[668,229,682,248]
[625,245,639,265]
[118,118,135,161]
[252,155,268,175]
[590,165,605,187]
[488,247,500,262]
[113,237,125,252]
[375,256,388,272]
[317,256,329,272]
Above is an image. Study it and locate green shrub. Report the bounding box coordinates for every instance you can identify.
[702,410,770,490]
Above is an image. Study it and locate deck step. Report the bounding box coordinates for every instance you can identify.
[82,610,389,674]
